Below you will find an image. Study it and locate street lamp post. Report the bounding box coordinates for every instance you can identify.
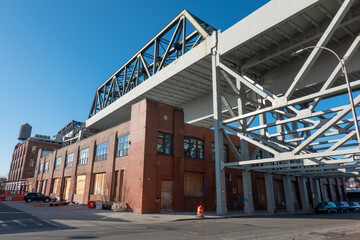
[292,46,360,147]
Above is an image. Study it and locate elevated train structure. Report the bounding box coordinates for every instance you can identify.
[84,0,360,214]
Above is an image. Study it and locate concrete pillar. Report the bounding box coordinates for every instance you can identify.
[298,177,310,212]
[314,179,322,204]
[243,170,255,214]
[265,173,275,214]
[283,175,295,213]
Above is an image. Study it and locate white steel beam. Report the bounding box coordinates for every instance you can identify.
[285,0,354,99]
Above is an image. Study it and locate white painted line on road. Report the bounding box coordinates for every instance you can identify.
[42,219,59,227]
[13,220,26,226]
[29,219,43,226]
[0,220,8,227]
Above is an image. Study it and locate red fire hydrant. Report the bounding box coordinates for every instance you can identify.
[197,205,204,217]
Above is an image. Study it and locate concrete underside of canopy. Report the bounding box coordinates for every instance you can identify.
[86,0,360,135]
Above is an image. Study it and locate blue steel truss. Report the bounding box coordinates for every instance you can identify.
[88,10,216,118]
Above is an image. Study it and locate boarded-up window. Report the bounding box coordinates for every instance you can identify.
[63,177,71,201]
[76,175,86,195]
[41,180,46,194]
[52,178,59,193]
[92,173,105,195]
[184,172,204,198]
[274,179,285,209]
[255,178,267,205]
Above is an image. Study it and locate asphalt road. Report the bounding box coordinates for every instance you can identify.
[1,202,360,240]
[0,202,67,234]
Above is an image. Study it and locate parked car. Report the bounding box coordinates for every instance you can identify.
[334,201,350,213]
[23,193,51,203]
[348,202,360,212]
[315,201,337,213]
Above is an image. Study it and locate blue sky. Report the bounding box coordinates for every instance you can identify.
[0,0,270,177]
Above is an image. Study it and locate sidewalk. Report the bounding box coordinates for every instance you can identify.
[2,201,310,225]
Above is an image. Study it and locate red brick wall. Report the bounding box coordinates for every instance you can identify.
[29,99,348,213]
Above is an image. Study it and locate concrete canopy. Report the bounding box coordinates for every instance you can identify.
[86,0,360,181]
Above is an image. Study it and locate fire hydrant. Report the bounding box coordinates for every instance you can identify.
[197,205,204,217]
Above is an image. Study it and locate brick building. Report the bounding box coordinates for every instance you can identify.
[32,99,347,213]
[6,134,61,194]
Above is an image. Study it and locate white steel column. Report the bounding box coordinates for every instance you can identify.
[298,177,310,212]
[212,43,227,215]
[238,76,255,214]
[265,173,276,214]
[283,175,295,213]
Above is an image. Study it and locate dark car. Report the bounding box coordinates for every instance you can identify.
[23,193,51,203]
[334,201,350,213]
[348,202,360,212]
[315,201,337,213]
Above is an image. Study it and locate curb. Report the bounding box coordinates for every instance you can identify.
[172,211,315,222]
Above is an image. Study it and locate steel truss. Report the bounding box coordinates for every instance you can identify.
[88,10,216,118]
[212,0,360,214]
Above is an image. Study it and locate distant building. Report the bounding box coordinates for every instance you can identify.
[0,178,6,193]
[6,124,62,194]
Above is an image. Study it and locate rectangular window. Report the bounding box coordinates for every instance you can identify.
[52,178,59,193]
[157,132,173,155]
[65,153,74,168]
[38,163,43,174]
[76,175,86,195]
[31,146,37,154]
[184,172,204,198]
[117,135,129,157]
[55,157,62,170]
[184,136,204,159]
[95,142,109,162]
[211,143,228,162]
[78,148,89,165]
[92,173,105,195]
[44,161,49,173]
[29,158,35,167]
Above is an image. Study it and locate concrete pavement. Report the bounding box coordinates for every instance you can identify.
[1,201,360,240]
[2,201,306,225]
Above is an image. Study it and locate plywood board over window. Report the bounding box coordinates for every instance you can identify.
[76,175,86,195]
[92,173,105,195]
[274,179,285,209]
[52,178,59,193]
[184,172,204,198]
[254,178,267,208]
[63,177,71,201]
[161,181,173,210]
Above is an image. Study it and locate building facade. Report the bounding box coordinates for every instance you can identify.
[6,136,61,194]
[32,99,347,213]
